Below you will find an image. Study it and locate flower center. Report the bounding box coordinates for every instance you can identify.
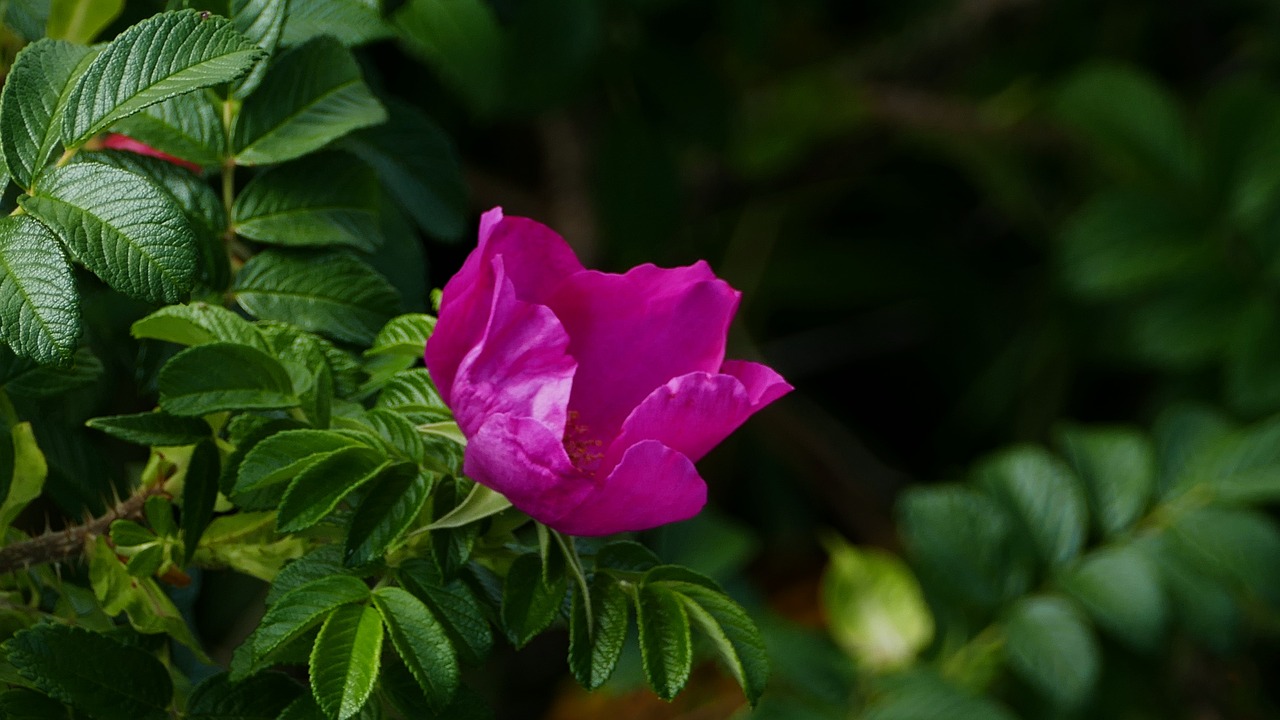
[563,410,604,475]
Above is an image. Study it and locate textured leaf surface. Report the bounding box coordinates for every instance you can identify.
[635,583,693,701]
[1003,596,1100,708]
[236,428,368,493]
[62,10,262,144]
[568,574,630,690]
[87,410,210,446]
[0,345,100,396]
[276,447,388,532]
[186,671,302,720]
[282,0,392,47]
[233,36,386,165]
[400,559,494,666]
[21,161,197,304]
[372,587,459,710]
[0,215,80,364]
[234,152,382,250]
[6,625,172,720]
[344,465,432,566]
[367,313,434,359]
[342,99,466,240]
[238,574,370,677]
[502,552,568,649]
[132,301,267,349]
[234,250,400,344]
[667,582,769,706]
[310,604,383,720]
[110,92,225,167]
[0,39,95,190]
[158,342,298,415]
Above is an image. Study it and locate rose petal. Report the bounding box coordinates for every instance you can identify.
[548,261,741,442]
[449,257,576,437]
[464,414,593,528]
[427,208,584,404]
[553,440,706,536]
[602,362,792,470]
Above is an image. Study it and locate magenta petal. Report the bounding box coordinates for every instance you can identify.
[426,207,583,405]
[464,414,593,527]
[720,360,794,411]
[548,261,741,441]
[553,440,706,536]
[602,362,791,469]
[449,257,576,438]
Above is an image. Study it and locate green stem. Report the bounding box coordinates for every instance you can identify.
[553,530,593,631]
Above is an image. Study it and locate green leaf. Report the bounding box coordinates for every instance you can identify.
[182,438,221,563]
[973,446,1088,569]
[344,466,432,566]
[87,536,205,654]
[342,98,466,240]
[47,0,123,43]
[5,625,173,720]
[669,582,769,706]
[376,367,447,417]
[187,671,302,720]
[109,92,225,167]
[898,485,1027,610]
[83,148,224,240]
[502,552,567,649]
[159,342,298,415]
[235,428,366,493]
[132,301,267,349]
[357,408,428,464]
[276,447,389,532]
[0,39,95,190]
[819,536,931,672]
[393,0,503,116]
[1059,544,1166,650]
[1056,425,1156,537]
[281,0,393,47]
[399,559,494,666]
[1152,403,1233,495]
[237,574,370,678]
[371,587,460,710]
[0,345,101,396]
[367,313,435,360]
[233,151,382,251]
[864,671,1019,720]
[428,482,511,530]
[87,410,211,446]
[223,0,290,99]
[635,583,693,702]
[233,36,386,165]
[1166,506,1280,604]
[20,161,197,304]
[0,215,80,364]
[568,573,629,690]
[1057,191,1206,301]
[0,422,47,536]
[1053,64,1200,187]
[1002,596,1100,709]
[0,689,79,720]
[310,604,383,720]
[234,250,400,344]
[596,540,661,573]
[62,10,262,146]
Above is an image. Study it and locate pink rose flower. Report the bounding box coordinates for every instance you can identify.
[100,133,203,173]
[425,207,792,536]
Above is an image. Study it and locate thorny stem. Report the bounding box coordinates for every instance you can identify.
[0,482,170,575]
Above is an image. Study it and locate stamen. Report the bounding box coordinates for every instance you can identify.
[563,410,604,475]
